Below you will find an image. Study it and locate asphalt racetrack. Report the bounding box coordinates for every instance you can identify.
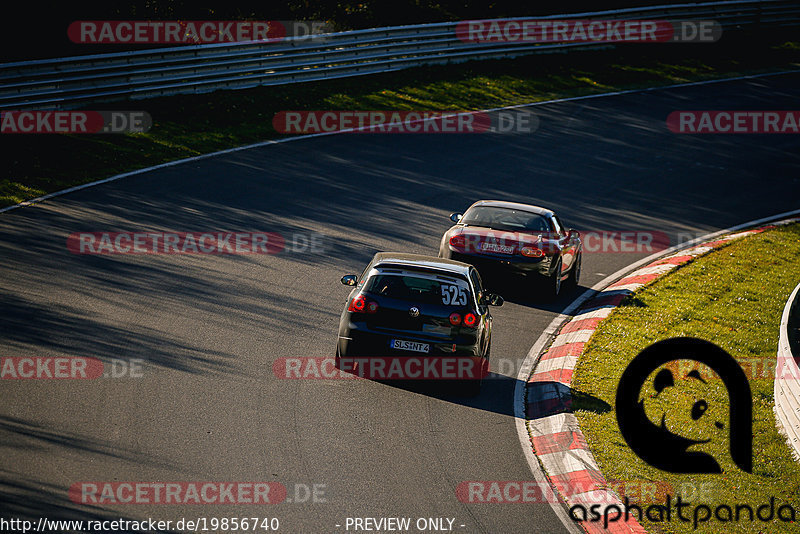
[1,72,799,533]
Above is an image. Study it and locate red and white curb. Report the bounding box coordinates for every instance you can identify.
[525,217,800,534]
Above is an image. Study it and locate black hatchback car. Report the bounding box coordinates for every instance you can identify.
[438,200,582,299]
[337,252,503,394]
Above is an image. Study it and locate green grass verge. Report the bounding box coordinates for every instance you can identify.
[572,223,800,533]
[3,31,799,208]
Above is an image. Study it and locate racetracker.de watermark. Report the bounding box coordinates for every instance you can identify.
[448,230,670,254]
[0,111,151,134]
[458,481,798,530]
[667,111,800,133]
[272,110,538,134]
[68,21,333,44]
[0,357,144,379]
[0,357,103,379]
[273,357,489,380]
[67,232,325,255]
[455,19,720,43]
[568,230,671,254]
[662,356,800,381]
[456,479,713,504]
[69,482,287,504]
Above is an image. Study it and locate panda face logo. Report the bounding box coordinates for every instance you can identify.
[642,366,729,460]
[616,338,752,473]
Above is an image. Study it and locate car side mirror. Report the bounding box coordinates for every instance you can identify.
[341,275,358,286]
[568,229,580,239]
[450,212,463,223]
[484,293,504,306]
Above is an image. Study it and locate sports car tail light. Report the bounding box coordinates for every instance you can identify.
[463,312,478,328]
[348,294,379,314]
[519,246,544,258]
[449,312,462,326]
[349,295,366,312]
[449,234,466,249]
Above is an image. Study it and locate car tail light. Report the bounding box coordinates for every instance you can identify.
[449,312,462,326]
[449,234,466,249]
[348,294,379,314]
[349,295,366,312]
[519,246,544,258]
[463,312,478,328]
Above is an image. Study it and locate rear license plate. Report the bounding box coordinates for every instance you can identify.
[481,242,514,254]
[390,339,430,353]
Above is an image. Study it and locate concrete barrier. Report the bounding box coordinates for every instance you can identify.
[775,281,800,461]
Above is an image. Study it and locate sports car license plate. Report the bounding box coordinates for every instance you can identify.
[390,339,430,353]
[481,242,514,254]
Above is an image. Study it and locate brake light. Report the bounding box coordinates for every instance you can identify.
[519,246,544,258]
[449,312,462,326]
[463,312,478,328]
[350,295,366,312]
[449,234,466,249]
[348,294,379,314]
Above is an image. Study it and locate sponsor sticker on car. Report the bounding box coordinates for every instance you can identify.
[390,340,431,353]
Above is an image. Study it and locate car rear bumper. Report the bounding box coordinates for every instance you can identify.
[338,325,480,359]
[337,329,487,380]
[448,250,552,278]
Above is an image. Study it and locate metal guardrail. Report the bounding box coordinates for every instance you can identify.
[2,0,799,109]
[775,282,800,461]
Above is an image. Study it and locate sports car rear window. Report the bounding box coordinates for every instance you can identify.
[461,206,551,233]
[364,274,471,306]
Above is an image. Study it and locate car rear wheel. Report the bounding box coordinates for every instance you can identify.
[565,253,581,290]
[335,346,361,375]
[335,344,352,372]
[335,346,342,370]
[542,259,562,301]
[462,343,489,397]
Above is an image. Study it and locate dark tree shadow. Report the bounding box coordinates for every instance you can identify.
[527,381,611,419]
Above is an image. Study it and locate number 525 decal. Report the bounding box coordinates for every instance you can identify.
[441,284,468,305]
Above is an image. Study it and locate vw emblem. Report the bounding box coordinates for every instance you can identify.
[409,307,420,317]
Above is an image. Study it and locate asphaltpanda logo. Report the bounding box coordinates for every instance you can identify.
[616,337,752,473]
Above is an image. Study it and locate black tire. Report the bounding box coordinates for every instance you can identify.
[565,253,581,291]
[542,258,563,301]
[334,345,343,370]
[335,344,354,373]
[462,343,489,397]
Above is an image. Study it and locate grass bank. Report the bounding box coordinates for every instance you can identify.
[572,223,800,533]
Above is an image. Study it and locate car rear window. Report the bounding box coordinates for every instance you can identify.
[461,206,550,233]
[364,274,471,306]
